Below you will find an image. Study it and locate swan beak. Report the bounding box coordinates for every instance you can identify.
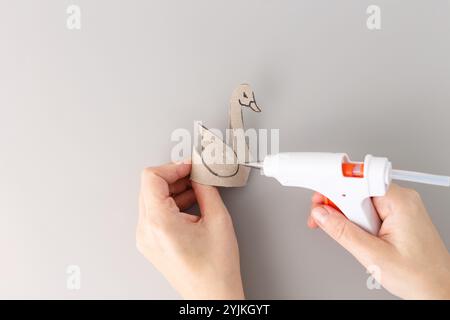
[249,101,261,112]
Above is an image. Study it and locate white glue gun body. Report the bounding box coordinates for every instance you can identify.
[262,153,392,234]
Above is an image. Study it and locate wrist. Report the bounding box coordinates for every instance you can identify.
[179,274,245,300]
[210,276,245,300]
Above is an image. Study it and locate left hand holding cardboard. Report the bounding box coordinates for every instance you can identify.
[136,162,245,299]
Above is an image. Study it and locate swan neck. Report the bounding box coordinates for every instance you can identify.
[229,102,244,130]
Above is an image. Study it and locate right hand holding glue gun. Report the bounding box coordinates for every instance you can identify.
[245,152,450,298]
[308,184,450,299]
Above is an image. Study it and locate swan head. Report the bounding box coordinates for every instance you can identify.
[234,84,261,112]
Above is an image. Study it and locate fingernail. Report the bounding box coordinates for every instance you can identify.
[312,207,329,225]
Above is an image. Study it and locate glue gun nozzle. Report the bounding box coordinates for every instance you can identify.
[242,162,264,170]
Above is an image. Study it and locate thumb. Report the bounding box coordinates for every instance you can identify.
[191,182,229,218]
[311,205,387,268]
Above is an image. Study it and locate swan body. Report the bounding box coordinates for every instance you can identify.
[191,84,261,187]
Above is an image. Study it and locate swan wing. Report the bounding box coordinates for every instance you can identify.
[197,125,239,177]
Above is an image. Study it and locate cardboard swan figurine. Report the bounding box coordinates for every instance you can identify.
[190,84,262,187]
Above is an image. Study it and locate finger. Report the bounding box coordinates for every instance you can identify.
[140,176,180,222]
[173,189,196,211]
[311,205,388,268]
[178,212,201,223]
[152,162,191,184]
[307,200,321,229]
[191,181,228,219]
[372,183,405,220]
[307,215,318,229]
[169,177,191,196]
[142,162,191,190]
[311,192,325,204]
[141,162,191,200]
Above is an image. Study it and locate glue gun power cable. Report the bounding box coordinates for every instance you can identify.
[243,153,450,234]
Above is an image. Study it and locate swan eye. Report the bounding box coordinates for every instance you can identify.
[243,92,248,98]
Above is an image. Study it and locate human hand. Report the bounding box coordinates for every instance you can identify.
[308,184,450,299]
[136,161,244,299]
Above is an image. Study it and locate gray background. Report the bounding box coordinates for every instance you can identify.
[1,0,449,299]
